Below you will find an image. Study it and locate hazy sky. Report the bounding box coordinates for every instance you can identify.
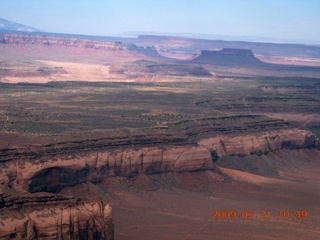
[1,0,320,43]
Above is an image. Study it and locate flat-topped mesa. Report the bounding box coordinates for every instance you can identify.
[110,59,212,77]
[0,33,141,63]
[0,115,318,193]
[0,115,297,162]
[0,33,125,50]
[0,185,114,240]
[193,48,265,65]
[220,48,254,56]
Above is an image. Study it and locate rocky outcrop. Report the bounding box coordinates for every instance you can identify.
[0,33,140,64]
[0,185,113,240]
[0,34,125,51]
[110,60,212,77]
[0,114,318,239]
[192,48,265,65]
[198,128,317,157]
[0,145,212,193]
[0,115,317,192]
[127,44,164,58]
[0,115,298,162]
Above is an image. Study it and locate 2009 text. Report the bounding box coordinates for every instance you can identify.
[212,210,308,220]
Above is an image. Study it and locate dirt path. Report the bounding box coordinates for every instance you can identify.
[0,111,9,123]
[301,115,316,128]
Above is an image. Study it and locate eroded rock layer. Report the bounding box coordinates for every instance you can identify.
[0,114,318,239]
[0,115,318,191]
[0,33,140,63]
[0,185,113,240]
[0,34,125,51]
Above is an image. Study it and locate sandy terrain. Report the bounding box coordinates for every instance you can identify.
[218,167,283,184]
[113,163,320,239]
[59,150,320,240]
[1,60,132,83]
[257,55,320,67]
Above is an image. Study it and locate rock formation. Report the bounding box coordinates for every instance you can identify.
[127,44,164,58]
[110,60,212,77]
[192,48,265,65]
[0,34,124,51]
[0,114,318,239]
[0,33,140,64]
[0,115,318,192]
[0,185,113,240]
[0,34,171,62]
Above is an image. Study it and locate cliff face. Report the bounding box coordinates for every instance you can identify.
[192,48,265,65]
[0,33,140,63]
[0,114,318,239]
[0,186,113,240]
[198,128,317,157]
[110,60,212,77]
[0,115,318,193]
[0,34,125,51]
[0,145,212,193]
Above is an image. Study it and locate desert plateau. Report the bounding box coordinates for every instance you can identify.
[1,11,320,240]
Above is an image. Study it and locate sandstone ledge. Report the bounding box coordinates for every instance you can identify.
[0,185,114,240]
[0,115,317,193]
[0,114,318,239]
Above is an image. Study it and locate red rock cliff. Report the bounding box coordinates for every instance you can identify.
[0,115,317,192]
[0,185,113,240]
[0,115,318,239]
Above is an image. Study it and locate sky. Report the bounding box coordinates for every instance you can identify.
[1,0,320,44]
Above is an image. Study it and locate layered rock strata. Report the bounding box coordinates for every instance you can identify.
[0,115,317,192]
[0,185,113,240]
[0,114,318,239]
[110,60,212,77]
[0,34,125,51]
[0,33,140,64]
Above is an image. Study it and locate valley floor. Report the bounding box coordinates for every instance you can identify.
[60,149,320,240]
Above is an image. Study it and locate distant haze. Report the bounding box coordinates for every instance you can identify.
[1,0,320,44]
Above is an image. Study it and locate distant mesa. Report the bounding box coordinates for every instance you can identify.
[192,48,265,65]
[127,44,164,58]
[110,60,212,77]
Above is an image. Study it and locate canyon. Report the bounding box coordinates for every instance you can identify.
[0,31,320,239]
[1,114,319,239]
